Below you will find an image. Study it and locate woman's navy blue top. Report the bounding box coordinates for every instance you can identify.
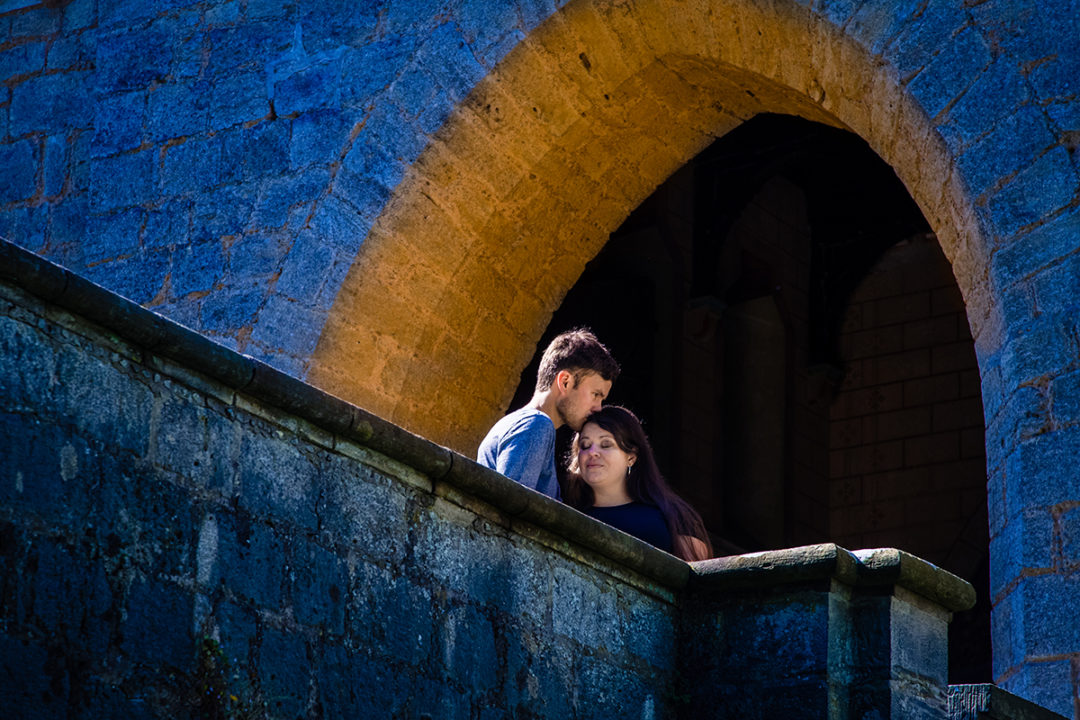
[586,502,673,553]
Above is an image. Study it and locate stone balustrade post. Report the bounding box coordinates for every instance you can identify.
[678,544,975,719]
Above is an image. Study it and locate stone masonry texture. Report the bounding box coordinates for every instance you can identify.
[1,242,992,719]
[1,0,1080,715]
[0,250,684,719]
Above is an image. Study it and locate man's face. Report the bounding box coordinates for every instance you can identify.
[555,371,612,431]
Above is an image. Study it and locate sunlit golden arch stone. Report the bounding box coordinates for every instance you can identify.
[308,0,994,452]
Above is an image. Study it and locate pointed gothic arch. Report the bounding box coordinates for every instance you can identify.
[307,0,995,453]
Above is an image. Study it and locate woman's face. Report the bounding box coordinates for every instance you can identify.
[576,422,636,500]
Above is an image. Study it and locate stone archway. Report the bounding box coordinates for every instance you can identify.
[307,0,994,453]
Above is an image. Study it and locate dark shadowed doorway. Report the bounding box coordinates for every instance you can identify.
[508,114,990,684]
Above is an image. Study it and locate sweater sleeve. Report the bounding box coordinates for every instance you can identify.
[494,413,557,495]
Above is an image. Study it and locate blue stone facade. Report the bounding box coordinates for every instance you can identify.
[2,0,1080,715]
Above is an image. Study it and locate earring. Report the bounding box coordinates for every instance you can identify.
[626,464,633,476]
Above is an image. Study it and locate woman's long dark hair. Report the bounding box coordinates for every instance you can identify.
[565,405,713,561]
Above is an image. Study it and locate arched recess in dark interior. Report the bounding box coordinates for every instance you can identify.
[509,114,990,684]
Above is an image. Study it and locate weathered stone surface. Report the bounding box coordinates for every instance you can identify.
[0,238,1007,720]
[1,0,1079,709]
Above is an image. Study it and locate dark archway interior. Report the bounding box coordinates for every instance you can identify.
[509,114,990,683]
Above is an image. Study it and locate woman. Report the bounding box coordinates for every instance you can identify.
[565,405,712,561]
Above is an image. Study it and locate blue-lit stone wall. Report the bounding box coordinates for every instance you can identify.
[2,0,1080,715]
[0,264,681,719]
[0,0,539,373]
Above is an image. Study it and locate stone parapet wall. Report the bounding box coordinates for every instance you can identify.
[0,240,684,718]
[0,238,1039,720]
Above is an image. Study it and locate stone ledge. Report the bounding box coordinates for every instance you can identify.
[948,684,1069,720]
[1,240,981,604]
[690,543,976,611]
[0,239,688,590]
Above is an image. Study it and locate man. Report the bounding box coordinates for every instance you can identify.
[477,328,620,499]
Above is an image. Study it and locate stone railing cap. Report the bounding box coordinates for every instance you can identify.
[0,239,688,589]
[690,543,976,611]
[948,684,1069,720]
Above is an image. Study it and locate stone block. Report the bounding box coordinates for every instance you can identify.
[274,229,336,301]
[814,0,861,28]
[1001,658,1077,719]
[97,0,156,28]
[989,509,1054,597]
[205,21,293,78]
[297,0,379,53]
[386,58,439,118]
[306,192,373,253]
[418,20,488,99]
[0,139,37,204]
[162,137,225,196]
[1061,505,1080,565]
[11,4,61,38]
[1000,314,1078,388]
[94,27,172,92]
[348,562,433,666]
[11,70,90,136]
[872,348,930,384]
[0,40,46,80]
[67,131,91,194]
[340,37,412,106]
[257,628,310,718]
[205,0,241,27]
[938,57,1030,152]
[955,105,1057,199]
[1014,573,1080,658]
[120,576,194,669]
[992,207,1080,289]
[291,538,347,634]
[985,147,1077,238]
[42,135,66,197]
[877,406,933,440]
[200,286,265,335]
[191,185,253,241]
[334,147,397,222]
[904,374,959,407]
[907,26,993,120]
[1032,251,1080,321]
[274,58,341,116]
[932,397,983,432]
[144,198,192,249]
[215,512,286,609]
[0,206,45,252]
[209,70,268,129]
[249,293,325,359]
[94,467,197,578]
[551,562,623,654]
[47,32,93,71]
[62,0,96,32]
[289,109,350,169]
[172,237,226,298]
[890,592,951,685]
[147,80,209,141]
[150,394,213,478]
[433,602,499,694]
[235,428,319,531]
[89,148,157,212]
[844,0,924,55]
[83,247,171,306]
[252,168,328,229]
[363,101,430,167]
[1004,427,1080,515]
[241,119,290,183]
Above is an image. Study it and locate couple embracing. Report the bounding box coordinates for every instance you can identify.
[477,329,711,562]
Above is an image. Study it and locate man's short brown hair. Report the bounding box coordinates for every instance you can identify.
[535,328,620,393]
